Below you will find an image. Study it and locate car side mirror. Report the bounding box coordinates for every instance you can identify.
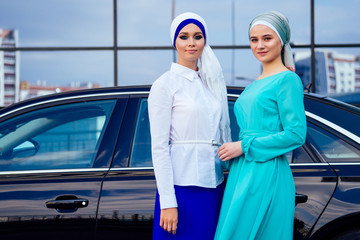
[12,139,39,158]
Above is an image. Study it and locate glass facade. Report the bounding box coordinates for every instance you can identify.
[0,0,359,106]
[315,0,360,44]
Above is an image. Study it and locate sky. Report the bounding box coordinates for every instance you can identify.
[0,0,359,89]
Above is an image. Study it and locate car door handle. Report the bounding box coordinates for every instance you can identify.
[295,193,308,206]
[46,195,89,212]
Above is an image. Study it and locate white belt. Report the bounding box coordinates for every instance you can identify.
[171,140,221,146]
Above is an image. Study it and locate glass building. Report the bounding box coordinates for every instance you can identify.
[0,0,359,106]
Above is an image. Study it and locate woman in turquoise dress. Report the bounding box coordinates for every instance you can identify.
[215,11,307,240]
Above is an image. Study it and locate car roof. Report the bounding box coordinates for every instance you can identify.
[0,85,359,137]
[0,86,151,117]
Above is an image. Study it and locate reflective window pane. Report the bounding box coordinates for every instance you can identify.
[117,0,172,46]
[305,48,360,96]
[117,50,172,86]
[19,51,113,101]
[215,49,265,87]
[0,0,113,47]
[294,49,312,91]
[315,0,360,44]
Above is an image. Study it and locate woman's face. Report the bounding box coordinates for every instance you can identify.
[249,25,283,65]
[175,23,205,69]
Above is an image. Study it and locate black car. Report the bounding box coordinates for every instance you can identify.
[0,86,359,240]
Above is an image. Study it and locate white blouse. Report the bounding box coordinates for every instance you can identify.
[148,63,224,209]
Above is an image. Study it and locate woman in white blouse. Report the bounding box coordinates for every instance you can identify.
[148,12,231,239]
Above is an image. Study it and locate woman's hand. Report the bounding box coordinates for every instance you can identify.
[217,141,243,161]
[160,207,178,235]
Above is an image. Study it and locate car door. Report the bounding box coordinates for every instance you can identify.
[97,96,240,239]
[290,140,337,240]
[97,96,156,239]
[0,98,124,240]
[302,119,360,239]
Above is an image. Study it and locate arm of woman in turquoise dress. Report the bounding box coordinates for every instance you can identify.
[241,74,307,162]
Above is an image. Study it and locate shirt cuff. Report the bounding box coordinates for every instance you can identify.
[160,194,178,209]
[241,136,255,162]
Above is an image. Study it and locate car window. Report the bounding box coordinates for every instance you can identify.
[129,100,242,168]
[307,122,360,163]
[290,147,314,163]
[129,99,311,167]
[0,100,116,171]
[228,101,240,142]
[129,99,152,167]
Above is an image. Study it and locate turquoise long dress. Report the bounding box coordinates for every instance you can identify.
[215,71,307,240]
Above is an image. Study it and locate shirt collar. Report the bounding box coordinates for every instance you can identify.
[171,63,199,81]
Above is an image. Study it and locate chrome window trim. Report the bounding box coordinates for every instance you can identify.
[291,162,360,166]
[0,91,150,118]
[290,163,329,167]
[0,167,155,175]
[110,164,360,169]
[328,162,360,166]
[2,163,360,176]
[227,94,240,98]
[0,168,109,175]
[110,167,154,171]
[306,111,360,144]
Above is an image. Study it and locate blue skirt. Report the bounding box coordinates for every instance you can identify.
[153,182,225,240]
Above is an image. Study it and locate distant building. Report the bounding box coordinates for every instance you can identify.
[295,50,360,95]
[20,81,101,101]
[0,29,20,106]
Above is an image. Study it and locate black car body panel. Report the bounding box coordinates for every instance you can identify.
[96,169,155,239]
[0,86,359,240]
[0,170,104,240]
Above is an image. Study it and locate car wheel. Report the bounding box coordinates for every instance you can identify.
[331,228,360,240]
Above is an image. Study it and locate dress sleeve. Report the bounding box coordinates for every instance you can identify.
[148,78,177,209]
[241,74,307,163]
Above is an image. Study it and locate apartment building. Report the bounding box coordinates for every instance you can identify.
[295,50,360,95]
[0,29,19,106]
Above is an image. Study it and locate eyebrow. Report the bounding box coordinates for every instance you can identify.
[250,33,273,38]
[179,31,203,35]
